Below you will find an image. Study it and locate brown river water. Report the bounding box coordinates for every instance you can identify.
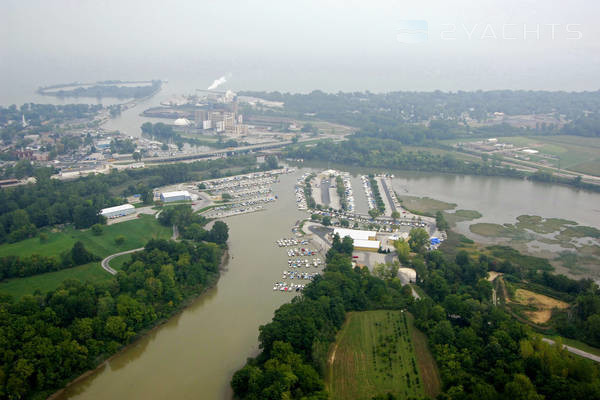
[55,168,600,399]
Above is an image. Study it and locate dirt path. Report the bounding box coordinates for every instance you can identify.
[329,342,339,365]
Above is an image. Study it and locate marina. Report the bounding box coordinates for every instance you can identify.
[294,172,312,210]
[196,169,294,218]
[273,234,325,294]
[46,168,600,400]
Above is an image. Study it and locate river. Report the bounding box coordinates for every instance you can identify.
[54,166,600,399]
[8,87,600,397]
[55,171,306,400]
[389,171,600,232]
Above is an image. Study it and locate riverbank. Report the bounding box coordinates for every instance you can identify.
[48,247,229,400]
[44,170,305,400]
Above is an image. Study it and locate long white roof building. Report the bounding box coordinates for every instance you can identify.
[333,228,376,241]
[100,204,135,217]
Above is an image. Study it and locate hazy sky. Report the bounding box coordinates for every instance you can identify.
[1,0,599,102]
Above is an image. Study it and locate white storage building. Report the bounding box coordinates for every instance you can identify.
[160,190,192,202]
[100,204,135,218]
[353,239,381,251]
[333,228,376,241]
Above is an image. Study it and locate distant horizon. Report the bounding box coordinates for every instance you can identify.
[3,0,600,105]
[3,80,600,108]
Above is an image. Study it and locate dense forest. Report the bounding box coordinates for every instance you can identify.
[240,90,600,129]
[231,234,413,399]
[287,138,524,178]
[0,155,261,244]
[0,224,226,399]
[231,233,600,400]
[286,138,600,192]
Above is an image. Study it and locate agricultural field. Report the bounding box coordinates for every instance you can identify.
[326,310,440,400]
[0,214,172,259]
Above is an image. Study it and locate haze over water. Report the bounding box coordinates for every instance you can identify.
[2,0,600,107]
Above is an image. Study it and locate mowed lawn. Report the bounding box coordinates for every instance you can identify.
[326,310,440,400]
[0,255,136,299]
[442,135,600,176]
[0,262,109,298]
[0,214,172,259]
[0,215,171,298]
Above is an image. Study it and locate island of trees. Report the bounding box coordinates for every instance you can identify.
[37,80,162,99]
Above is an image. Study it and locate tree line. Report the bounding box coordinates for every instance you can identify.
[240,89,600,123]
[409,246,600,400]
[38,80,161,99]
[157,205,229,245]
[287,138,526,179]
[232,229,600,399]
[0,241,99,281]
[231,234,417,399]
[0,154,260,244]
[0,221,226,398]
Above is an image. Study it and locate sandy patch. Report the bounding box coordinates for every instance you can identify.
[487,271,502,282]
[514,289,569,324]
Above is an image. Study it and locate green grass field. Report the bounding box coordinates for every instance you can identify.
[442,135,600,176]
[0,262,111,298]
[326,310,440,400]
[0,215,172,298]
[0,214,171,259]
[398,195,456,216]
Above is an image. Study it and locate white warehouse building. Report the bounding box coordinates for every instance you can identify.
[353,239,381,252]
[160,190,192,202]
[100,204,135,219]
[333,228,376,241]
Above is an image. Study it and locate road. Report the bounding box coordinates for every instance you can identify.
[101,247,144,275]
[101,224,179,275]
[542,338,600,363]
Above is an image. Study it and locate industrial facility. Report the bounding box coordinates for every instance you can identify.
[100,204,135,218]
[160,190,192,202]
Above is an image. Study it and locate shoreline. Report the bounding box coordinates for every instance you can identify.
[47,247,229,400]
